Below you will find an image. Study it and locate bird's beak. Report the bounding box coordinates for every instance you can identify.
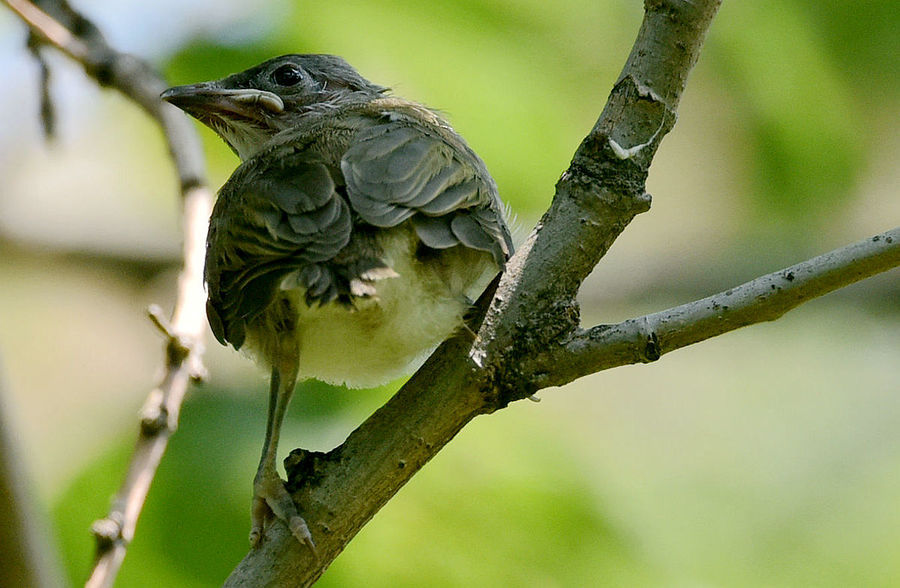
[161,83,285,121]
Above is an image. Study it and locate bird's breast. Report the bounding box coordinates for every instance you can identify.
[269,228,497,388]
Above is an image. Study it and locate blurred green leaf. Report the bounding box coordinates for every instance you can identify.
[53,390,654,586]
[319,415,659,586]
[710,2,864,221]
[795,0,900,100]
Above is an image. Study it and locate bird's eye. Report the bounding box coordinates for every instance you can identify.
[271,64,303,86]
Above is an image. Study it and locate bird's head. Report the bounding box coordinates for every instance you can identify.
[161,54,386,160]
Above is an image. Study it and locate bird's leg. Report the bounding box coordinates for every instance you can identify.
[250,356,316,552]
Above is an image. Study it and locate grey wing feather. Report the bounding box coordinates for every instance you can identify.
[341,119,512,264]
[418,180,479,215]
[204,151,352,348]
[450,214,500,252]
[411,215,458,249]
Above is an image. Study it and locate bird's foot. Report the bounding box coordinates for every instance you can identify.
[250,466,317,554]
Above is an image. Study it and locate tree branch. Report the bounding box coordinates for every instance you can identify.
[2,1,212,586]
[0,363,65,588]
[474,0,722,404]
[534,227,900,389]
[5,0,206,188]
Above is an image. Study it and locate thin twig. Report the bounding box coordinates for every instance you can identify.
[2,1,212,586]
[86,185,210,588]
[0,365,66,587]
[534,227,900,388]
[25,32,56,139]
[5,0,90,61]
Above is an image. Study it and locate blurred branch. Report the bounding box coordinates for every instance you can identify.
[0,363,65,588]
[6,0,90,59]
[25,32,56,139]
[538,227,900,388]
[5,0,206,188]
[226,0,725,584]
[3,0,211,586]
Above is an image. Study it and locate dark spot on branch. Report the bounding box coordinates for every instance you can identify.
[644,331,661,361]
[26,35,56,140]
[784,271,795,282]
[71,14,95,37]
[139,407,168,436]
[180,176,205,193]
[496,380,538,410]
[90,58,115,86]
[284,448,337,490]
[588,324,614,339]
[569,133,647,201]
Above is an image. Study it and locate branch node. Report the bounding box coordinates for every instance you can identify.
[166,335,191,366]
[148,304,193,366]
[619,72,666,104]
[139,389,169,435]
[90,513,123,552]
[189,359,209,384]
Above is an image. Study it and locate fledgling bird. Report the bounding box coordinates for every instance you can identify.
[161,54,512,550]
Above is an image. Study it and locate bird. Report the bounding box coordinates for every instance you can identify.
[161,54,512,551]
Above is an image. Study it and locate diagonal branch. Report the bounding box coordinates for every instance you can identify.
[475,0,723,404]
[534,227,900,389]
[3,1,211,586]
[6,0,89,58]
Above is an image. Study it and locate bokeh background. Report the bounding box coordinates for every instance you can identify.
[1,0,898,586]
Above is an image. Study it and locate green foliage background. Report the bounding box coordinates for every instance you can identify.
[0,0,897,586]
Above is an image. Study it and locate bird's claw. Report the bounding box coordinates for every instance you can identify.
[250,468,316,553]
[288,515,318,557]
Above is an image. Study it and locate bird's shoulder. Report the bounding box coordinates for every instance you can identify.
[359,97,457,135]
[338,98,511,265]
